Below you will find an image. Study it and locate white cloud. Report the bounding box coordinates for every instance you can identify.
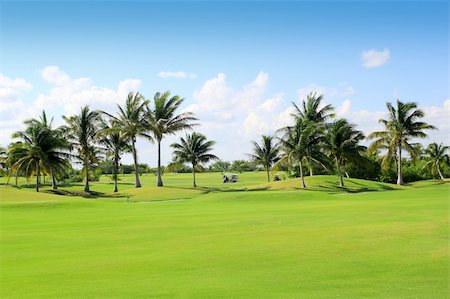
[361,48,390,68]
[186,71,270,123]
[0,68,142,146]
[35,67,142,115]
[41,66,71,85]
[0,74,34,144]
[158,71,197,79]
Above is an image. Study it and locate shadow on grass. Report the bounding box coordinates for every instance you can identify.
[43,189,127,199]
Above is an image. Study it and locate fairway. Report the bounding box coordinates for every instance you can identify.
[0,173,448,298]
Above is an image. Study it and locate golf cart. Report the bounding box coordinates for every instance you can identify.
[223,173,238,183]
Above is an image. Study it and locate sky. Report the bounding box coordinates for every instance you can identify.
[0,0,448,166]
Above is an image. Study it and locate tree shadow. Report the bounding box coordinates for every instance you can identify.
[43,189,126,198]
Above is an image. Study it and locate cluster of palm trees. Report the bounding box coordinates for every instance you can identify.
[3,91,218,192]
[249,93,441,187]
[1,91,446,192]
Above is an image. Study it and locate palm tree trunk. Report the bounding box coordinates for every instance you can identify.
[157,139,163,187]
[397,145,404,185]
[36,163,40,192]
[299,159,306,188]
[113,156,119,192]
[336,160,344,187]
[266,167,270,182]
[192,163,197,187]
[6,173,11,186]
[84,158,90,192]
[437,163,445,181]
[309,168,313,176]
[50,169,57,190]
[131,137,141,188]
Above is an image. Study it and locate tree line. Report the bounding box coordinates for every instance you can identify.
[248,93,447,187]
[0,91,448,192]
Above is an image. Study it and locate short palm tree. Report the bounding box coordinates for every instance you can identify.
[28,111,72,189]
[323,119,366,187]
[97,120,131,192]
[7,114,70,192]
[146,91,197,187]
[368,100,435,185]
[423,143,449,181]
[63,106,101,192]
[249,135,280,182]
[103,92,151,188]
[292,92,334,175]
[171,132,218,187]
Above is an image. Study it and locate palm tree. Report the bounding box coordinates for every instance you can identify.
[28,111,72,190]
[7,111,71,191]
[63,106,101,192]
[103,92,150,188]
[249,135,280,182]
[292,92,334,175]
[423,143,449,181]
[146,91,197,187]
[97,120,131,192]
[277,118,322,188]
[323,119,366,187]
[171,132,218,187]
[6,114,70,192]
[368,100,435,185]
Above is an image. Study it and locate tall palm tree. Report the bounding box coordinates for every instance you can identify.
[292,92,334,175]
[146,91,197,187]
[63,106,101,192]
[103,92,150,188]
[423,143,449,181]
[97,120,131,192]
[368,100,435,185]
[171,132,218,187]
[277,118,323,188]
[323,119,366,187]
[249,135,280,182]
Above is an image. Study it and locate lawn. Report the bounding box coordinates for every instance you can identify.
[0,173,448,298]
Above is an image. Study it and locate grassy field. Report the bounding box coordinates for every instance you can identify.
[0,172,448,298]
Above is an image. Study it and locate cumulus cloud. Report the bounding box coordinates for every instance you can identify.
[0,74,34,143]
[158,71,197,79]
[35,66,142,115]
[0,67,142,146]
[41,66,71,85]
[183,72,292,161]
[361,48,390,68]
[186,71,269,123]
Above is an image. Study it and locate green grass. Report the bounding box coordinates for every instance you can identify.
[0,173,448,298]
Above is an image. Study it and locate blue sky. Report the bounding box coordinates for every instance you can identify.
[0,1,448,165]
